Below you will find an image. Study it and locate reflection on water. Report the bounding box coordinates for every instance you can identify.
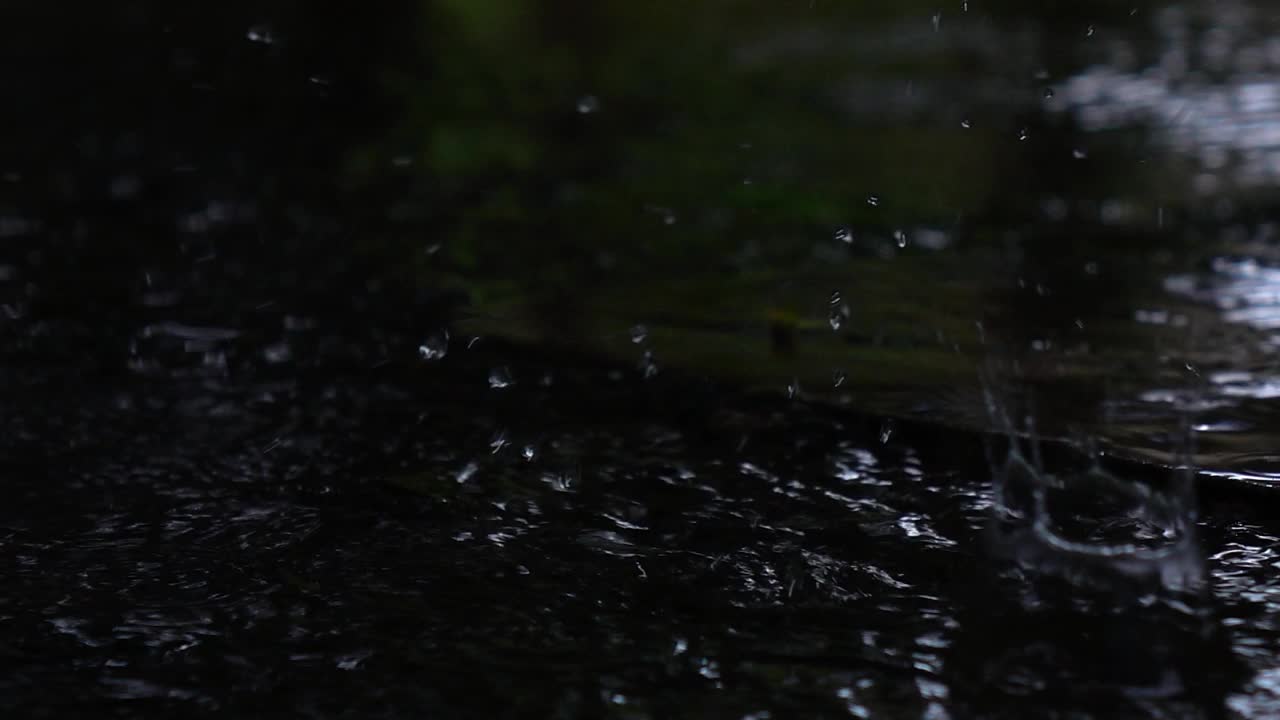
[1167,258,1280,334]
[1058,2,1280,191]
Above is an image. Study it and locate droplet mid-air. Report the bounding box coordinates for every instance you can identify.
[418,331,449,361]
[829,301,850,331]
[488,366,514,389]
[246,25,275,44]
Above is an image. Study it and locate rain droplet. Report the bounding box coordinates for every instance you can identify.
[1072,148,1088,159]
[489,430,509,454]
[456,461,479,484]
[960,118,972,129]
[833,369,847,388]
[932,13,941,31]
[522,444,537,462]
[246,25,275,44]
[576,95,600,114]
[829,303,850,331]
[829,290,842,306]
[835,227,854,244]
[488,366,514,389]
[879,419,895,444]
[418,330,449,361]
[630,324,648,344]
[867,195,880,207]
[640,349,659,378]
[1018,127,1029,141]
[263,341,292,365]
[787,379,801,400]
[894,229,908,248]
[1043,87,1055,100]
[1086,24,1095,37]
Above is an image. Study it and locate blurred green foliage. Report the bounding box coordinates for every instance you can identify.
[346,0,1191,418]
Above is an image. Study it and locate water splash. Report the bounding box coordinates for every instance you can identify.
[987,439,1205,595]
[418,330,449,361]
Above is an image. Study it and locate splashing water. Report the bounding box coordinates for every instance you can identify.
[987,439,1206,596]
[418,330,449,361]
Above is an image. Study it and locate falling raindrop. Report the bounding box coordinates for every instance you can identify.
[932,12,941,31]
[829,290,842,306]
[630,324,648,344]
[867,195,880,207]
[829,303,850,331]
[246,25,275,44]
[522,444,537,462]
[490,430,510,454]
[263,341,292,365]
[835,227,854,244]
[787,379,801,400]
[456,462,479,484]
[960,118,972,129]
[880,419,895,444]
[833,369,847,388]
[1072,148,1088,159]
[894,229,908,248]
[488,366,514,389]
[576,95,600,114]
[1018,127,1029,141]
[640,350,659,378]
[1086,24,1095,37]
[418,330,449,361]
[1043,87,1055,100]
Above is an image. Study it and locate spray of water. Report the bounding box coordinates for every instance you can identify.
[980,363,1207,597]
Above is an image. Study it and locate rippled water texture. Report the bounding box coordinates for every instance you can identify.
[7,349,1280,718]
